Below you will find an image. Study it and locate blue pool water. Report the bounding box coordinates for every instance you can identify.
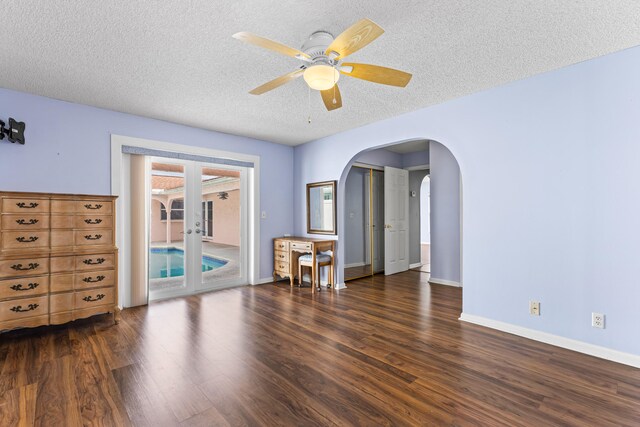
[149,247,227,279]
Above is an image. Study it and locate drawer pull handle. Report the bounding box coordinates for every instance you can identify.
[84,234,103,241]
[10,263,39,271]
[84,204,103,210]
[279,255,285,258]
[16,202,38,209]
[84,218,103,224]
[15,219,39,225]
[16,236,39,243]
[83,294,105,302]
[10,283,39,291]
[82,275,105,283]
[83,258,106,265]
[10,303,39,313]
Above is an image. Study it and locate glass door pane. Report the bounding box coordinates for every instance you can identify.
[148,161,188,299]
[194,164,244,290]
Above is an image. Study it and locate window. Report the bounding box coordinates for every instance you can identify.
[160,199,184,220]
[170,199,184,220]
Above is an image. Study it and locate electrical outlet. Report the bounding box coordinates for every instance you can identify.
[592,312,605,329]
[529,301,540,316]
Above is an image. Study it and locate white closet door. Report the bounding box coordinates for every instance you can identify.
[384,166,410,275]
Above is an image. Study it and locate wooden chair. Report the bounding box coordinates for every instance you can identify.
[298,252,333,291]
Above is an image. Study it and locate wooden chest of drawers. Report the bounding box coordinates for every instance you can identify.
[0,191,119,333]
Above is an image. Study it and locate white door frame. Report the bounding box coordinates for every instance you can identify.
[110,134,260,308]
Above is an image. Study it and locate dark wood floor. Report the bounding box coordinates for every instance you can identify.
[1,271,639,426]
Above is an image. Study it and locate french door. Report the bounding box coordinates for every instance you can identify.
[148,158,248,301]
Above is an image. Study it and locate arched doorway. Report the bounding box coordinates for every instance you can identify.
[338,139,461,289]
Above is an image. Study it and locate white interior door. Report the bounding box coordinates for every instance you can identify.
[384,166,410,275]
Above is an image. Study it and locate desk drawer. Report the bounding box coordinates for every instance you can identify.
[291,241,312,251]
[274,240,289,252]
[274,250,290,263]
[274,261,290,274]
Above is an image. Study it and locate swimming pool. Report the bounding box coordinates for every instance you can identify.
[149,247,228,279]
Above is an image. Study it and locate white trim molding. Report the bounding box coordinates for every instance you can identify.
[459,313,640,369]
[409,262,423,269]
[429,277,461,287]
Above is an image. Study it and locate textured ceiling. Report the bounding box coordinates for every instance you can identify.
[2,2,640,146]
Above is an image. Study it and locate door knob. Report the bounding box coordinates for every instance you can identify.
[195,221,201,226]
[195,228,201,234]
[186,229,192,234]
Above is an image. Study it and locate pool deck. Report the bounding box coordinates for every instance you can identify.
[149,241,240,292]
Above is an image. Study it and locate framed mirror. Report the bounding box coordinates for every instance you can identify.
[307,180,337,235]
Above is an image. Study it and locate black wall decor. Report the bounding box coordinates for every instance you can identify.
[0,117,26,144]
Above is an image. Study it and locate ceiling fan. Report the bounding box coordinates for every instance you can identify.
[233,18,412,112]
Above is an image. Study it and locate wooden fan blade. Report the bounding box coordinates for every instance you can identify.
[249,69,304,95]
[233,32,310,60]
[325,19,384,59]
[340,63,412,87]
[321,85,342,111]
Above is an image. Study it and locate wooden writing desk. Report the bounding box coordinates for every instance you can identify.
[273,236,335,293]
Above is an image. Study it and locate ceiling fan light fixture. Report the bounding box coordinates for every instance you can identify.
[303,64,340,91]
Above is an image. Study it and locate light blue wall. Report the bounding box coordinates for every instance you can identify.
[354,147,402,168]
[402,150,430,168]
[420,176,430,244]
[0,88,294,280]
[429,141,460,283]
[294,45,640,356]
[408,169,429,265]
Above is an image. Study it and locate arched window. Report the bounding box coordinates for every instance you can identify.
[160,199,184,220]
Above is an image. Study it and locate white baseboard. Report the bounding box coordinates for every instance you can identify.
[428,277,461,287]
[459,313,640,369]
[256,277,275,285]
[334,282,347,290]
[344,262,366,268]
[409,262,423,269]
